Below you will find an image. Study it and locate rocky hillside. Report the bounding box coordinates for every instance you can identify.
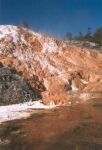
[0,25,102,105]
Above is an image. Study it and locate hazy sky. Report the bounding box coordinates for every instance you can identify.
[0,0,102,37]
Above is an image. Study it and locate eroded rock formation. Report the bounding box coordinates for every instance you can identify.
[0,25,102,105]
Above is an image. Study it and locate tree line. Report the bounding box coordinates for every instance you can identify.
[66,27,102,46]
[21,21,102,46]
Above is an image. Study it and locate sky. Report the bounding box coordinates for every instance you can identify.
[0,0,102,37]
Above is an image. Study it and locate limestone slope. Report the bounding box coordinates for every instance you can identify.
[0,25,102,105]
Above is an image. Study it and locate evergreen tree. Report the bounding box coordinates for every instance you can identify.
[84,27,92,41]
[75,32,84,41]
[22,21,29,29]
[93,27,102,46]
[66,32,73,42]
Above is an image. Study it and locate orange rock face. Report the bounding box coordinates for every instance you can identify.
[83,82,102,92]
[0,25,102,105]
[42,91,68,105]
[43,76,69,92]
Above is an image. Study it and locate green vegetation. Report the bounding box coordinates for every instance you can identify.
[29,113,46,120]
[21,21,30,29]
[66,27,102,47]
[0,123,20,137]
[65,32,73,42]
[92,103,102,109]
[90,99,102,109]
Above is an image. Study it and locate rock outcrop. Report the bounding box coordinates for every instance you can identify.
[0,64,40,105]
[0,25,102,105]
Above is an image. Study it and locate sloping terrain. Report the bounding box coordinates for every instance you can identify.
[0,25,102,105]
